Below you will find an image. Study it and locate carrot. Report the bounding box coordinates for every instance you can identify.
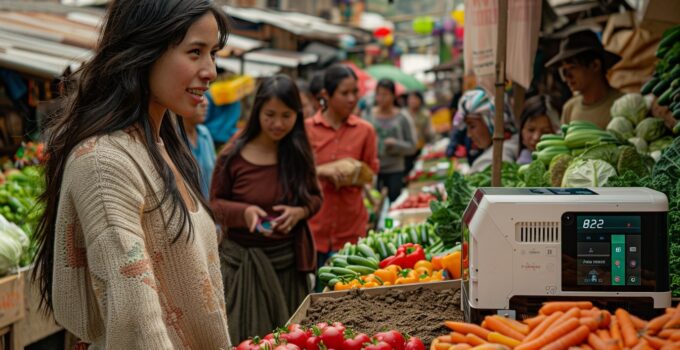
[660,344,680,350]
[449,345,472,350]
[465,333,487,347]
[666,308,676,315]
[588,333,619,350]
[494,316,530,335]
[485,316,526,341]
[670,331,680,341]
[524,311,564,343]
[515,318,581,350]
[435,341,453,350]
[616,309,641,347]
[445,322,491,340]
[487,332,521,348]
[540,302,593,315]
[542,325,591,350]
[469,345,510,350]
[523,315,546,330]
[631,315,648,330]
[596,329,611,341]
[631,339,651,350]
[642,335,670,349]
[581,317,601,331]
[581,345,594,350]
[647,314,672,335]
[662,304,680,329]
[610,316,624,349]
[450,332,468,344]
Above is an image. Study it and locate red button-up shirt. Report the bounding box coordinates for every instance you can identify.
[305,112,379,253]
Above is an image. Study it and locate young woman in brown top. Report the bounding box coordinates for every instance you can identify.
[210,75,322,342]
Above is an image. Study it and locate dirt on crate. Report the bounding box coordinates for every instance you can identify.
[302,287,463,344]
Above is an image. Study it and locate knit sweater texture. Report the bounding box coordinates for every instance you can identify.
[52,130,230,349]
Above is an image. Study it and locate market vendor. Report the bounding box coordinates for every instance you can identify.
[517,95,561,164]
[456,88,519,174]
[305,64,380,271]
[211,75,322,341]
[546,30,623,129]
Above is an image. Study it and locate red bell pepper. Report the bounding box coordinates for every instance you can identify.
[379,243,426,269]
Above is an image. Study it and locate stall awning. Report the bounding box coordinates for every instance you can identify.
[215,57,281,78]
[243,49,318,68]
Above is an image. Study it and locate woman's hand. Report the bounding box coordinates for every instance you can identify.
[317,166,352,187]
[272,205,307,234]
[244,205,267,234]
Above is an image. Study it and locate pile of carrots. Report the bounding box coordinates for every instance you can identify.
[431,301,680,350]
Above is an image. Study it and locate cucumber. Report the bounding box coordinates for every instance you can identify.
[318,272,337,282]
[653,79,671,97]
[345,265,376,275]
[674,120,680,135]
[658,86,679,106]
[673,105,680,120]
[357,244,378,260]
[659,27,680,50]
[377,240,388,259]
[330,267,360,276]
[387,242,397,256]
[330,256,348,268]
[318,266,333,274]
[347,255,379,269]
[327,278,339,288]
[420,224,429,244]
[409,227,420,244]
[641,76,661,95]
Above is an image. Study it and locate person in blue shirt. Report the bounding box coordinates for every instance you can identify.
[203,90,241,149]
[183,98,216,198]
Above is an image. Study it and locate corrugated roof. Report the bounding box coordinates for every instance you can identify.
[243,49,318,68]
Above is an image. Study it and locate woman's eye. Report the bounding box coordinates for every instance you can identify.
[190,49,201,56]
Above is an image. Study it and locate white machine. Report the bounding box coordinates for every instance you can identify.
[461,187,671,322]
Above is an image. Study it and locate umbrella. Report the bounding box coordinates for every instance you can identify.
[365,64,426,91]
[344,62,406,97]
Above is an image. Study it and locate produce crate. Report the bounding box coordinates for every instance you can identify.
[407,180,442,195]
[0,273,25,329]
[288,279,460,325]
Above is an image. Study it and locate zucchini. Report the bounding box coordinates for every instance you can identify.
[673,105,680,120]
[653,79,671,97]
[659,86,680,106]
[330,267,359,277]
[386,242,397,256]
[318,272,337,282]
[357,244,378,260]
[318,266,333,275]
[345,265,376,275]
[327,278,339,288]
[347,255,379,269]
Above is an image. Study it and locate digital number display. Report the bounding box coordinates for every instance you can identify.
[576,216,641,287]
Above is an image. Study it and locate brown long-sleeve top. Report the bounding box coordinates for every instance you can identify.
[210,149,322,271]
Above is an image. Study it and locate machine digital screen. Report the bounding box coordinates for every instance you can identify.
[576,215,641,287]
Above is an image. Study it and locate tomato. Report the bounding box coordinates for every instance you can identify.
[331,322,346,333]
[236,338,274,350]
[274,344,301,350]
[319,326,344,350]
[343,332,370,350]
[404,337,425,350]
[280,328,309,349]
[374,331,405,350]
[364,340,393,350]
[305,336,322,350]
[315,322,329,330]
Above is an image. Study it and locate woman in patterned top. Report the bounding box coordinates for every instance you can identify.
[32,0,231,348]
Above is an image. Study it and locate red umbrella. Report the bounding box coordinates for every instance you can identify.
[344,62,406,97]
[373,26,392,38]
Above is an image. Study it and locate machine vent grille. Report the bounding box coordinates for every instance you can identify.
[516,222,560,243]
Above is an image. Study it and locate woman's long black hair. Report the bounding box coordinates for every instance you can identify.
[33,0,229,312]
[224,75,321,208]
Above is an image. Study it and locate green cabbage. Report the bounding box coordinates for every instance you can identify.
[522,160,548,187]
[627,137,648,153]
[606,117,634,141]
[635,117,667,142]
[561,158,618,187]
[610,93,648,126]
[0,232,23,275]
[549,154,573,187]
[579,143,619,166]
[649,136,674,153]
[616,146,649,177]
[0,214,29,250]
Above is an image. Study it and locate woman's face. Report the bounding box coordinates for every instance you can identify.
[148,13,219,120]
[259,97,297,142]
[465,115,492,149]
[407,94,422,110]
[325,77,359,118]
[522,115,554,151]
[375,86,395,109]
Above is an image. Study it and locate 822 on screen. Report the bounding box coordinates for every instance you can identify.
[582,219,604,229]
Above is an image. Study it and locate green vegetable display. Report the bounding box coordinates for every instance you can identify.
[561,158,618,188]
[606,117,635,142]
[635,117,667,142]
[610,93,648,126]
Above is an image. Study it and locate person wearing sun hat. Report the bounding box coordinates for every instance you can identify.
[455,88,519,174]
[546,29,623,129]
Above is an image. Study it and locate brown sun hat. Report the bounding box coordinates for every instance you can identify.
[545,30,621,68]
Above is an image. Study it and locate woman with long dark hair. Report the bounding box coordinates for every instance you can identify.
[364,78,416,202]
[32,1,231,348]
[517,95,560,164]
[210,75,322,341]
[306,64,379,269]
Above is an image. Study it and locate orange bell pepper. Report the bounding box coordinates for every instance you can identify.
[334,281,351,291]
[441,251,462,279]
[413,260,433,274]
[431,255,444,270]
[374,268,397,284]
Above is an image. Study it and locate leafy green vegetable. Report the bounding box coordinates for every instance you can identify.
[579,143,620,167]
[522,160,549,187]
[428,172,472,248]
[548,154,573,187]
[627,137,649,153]
[649,136,674,153]
[610,93,648,126]
[466,162,522,188]
[561,158,618,187]
[635,117,667,142]
[606,117,635,142]
[616,146,649,178]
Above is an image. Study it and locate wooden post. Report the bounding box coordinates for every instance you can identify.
[492,0,508,187]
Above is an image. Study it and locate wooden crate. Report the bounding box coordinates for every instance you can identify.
[288,279,460,324]
[0,274,24,330]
